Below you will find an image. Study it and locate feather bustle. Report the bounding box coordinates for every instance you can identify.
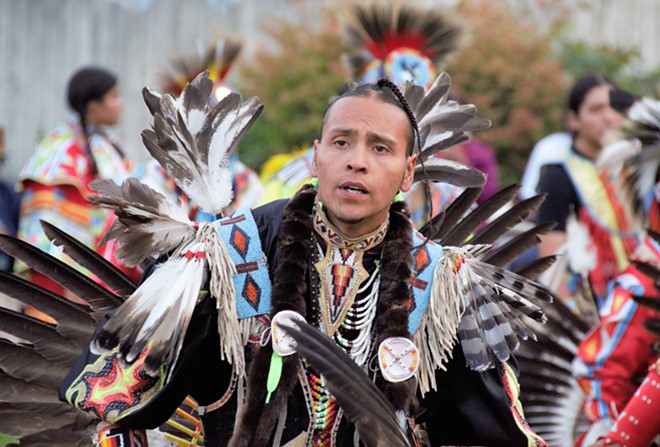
[0,235,122,311]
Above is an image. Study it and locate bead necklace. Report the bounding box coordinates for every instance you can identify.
[306,363,338,446]
[334,266,380,366]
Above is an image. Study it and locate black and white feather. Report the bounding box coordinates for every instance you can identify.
[87,72,262,380]
[414,183,558,392]
[0,226,205,446]
[404,73,491,188]
[90,177,196,267]
[280,321,413,447]
[142,70,263,215]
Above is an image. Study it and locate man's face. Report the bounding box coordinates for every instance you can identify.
[570,84,622,151]
[312,94,416,238]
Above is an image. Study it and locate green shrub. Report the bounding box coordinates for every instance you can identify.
[446,0,566,186]
[238,12,346,170]
[236,0,658,184]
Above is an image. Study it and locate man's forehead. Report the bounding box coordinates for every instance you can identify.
[324,126,397,144]
[325,96,406,125]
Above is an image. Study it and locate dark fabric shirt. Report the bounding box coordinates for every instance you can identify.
[0,180,20,271]
[535,163,581,232]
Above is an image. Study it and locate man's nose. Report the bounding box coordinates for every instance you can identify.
[346,146,368,172]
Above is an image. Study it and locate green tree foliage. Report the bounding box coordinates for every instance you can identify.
[556,37,659,98]
[238,12,347,171]
[446,0,566,186]
[237,0,657,185]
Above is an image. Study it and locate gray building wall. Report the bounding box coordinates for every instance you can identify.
[0,0,658,182]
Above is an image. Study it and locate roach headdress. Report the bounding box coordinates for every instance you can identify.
[161,36,243,104]
[343,3,462,89]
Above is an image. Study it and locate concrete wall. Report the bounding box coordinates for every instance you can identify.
[0,0,658,182]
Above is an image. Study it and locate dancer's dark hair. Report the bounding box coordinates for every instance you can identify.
[67,66,118,176]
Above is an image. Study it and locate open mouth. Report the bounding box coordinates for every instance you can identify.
[340,182,368,195]
[342,185,367,194]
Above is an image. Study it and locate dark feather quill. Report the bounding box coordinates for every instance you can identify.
[631,259,660,287]
[426,186,483,241]
[40,220,137,297]
[632,294,660,312]
[413,157,486,187]
[0,339,69,389]
[0,403,93,438]
[440,184,520,246]
[0,271,96,342]
[280,321,412,447]
[469,193,546,246]
[0,372,61,404]
[0,307,79,365]
[14,427,95,447]
[483,221,556,267]
[0,235,122,311]
[514,255,559,280]
[631,294,660,339]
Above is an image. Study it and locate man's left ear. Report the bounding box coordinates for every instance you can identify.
[400,154,417,193]
[311,139,320,177]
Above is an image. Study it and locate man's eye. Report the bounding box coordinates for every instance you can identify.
[374,145,389,153]
[334,140,348,147]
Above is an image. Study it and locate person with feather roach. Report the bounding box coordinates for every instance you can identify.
[43,63,559,445]
[258,3,469,229]
[0,58,557,444]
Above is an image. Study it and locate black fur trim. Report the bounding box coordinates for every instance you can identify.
[374,201,419,415]
[229,185,316,447]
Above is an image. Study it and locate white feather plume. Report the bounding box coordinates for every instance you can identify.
[88,72,262,380]
[91,223,239,380]
[141,71,263,216]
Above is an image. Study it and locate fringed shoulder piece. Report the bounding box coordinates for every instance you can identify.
[88,72,264,382]
[412,183,557,394]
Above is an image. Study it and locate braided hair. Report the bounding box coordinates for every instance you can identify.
[66,66,118,177]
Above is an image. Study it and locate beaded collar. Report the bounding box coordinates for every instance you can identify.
[313,201,389,252]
